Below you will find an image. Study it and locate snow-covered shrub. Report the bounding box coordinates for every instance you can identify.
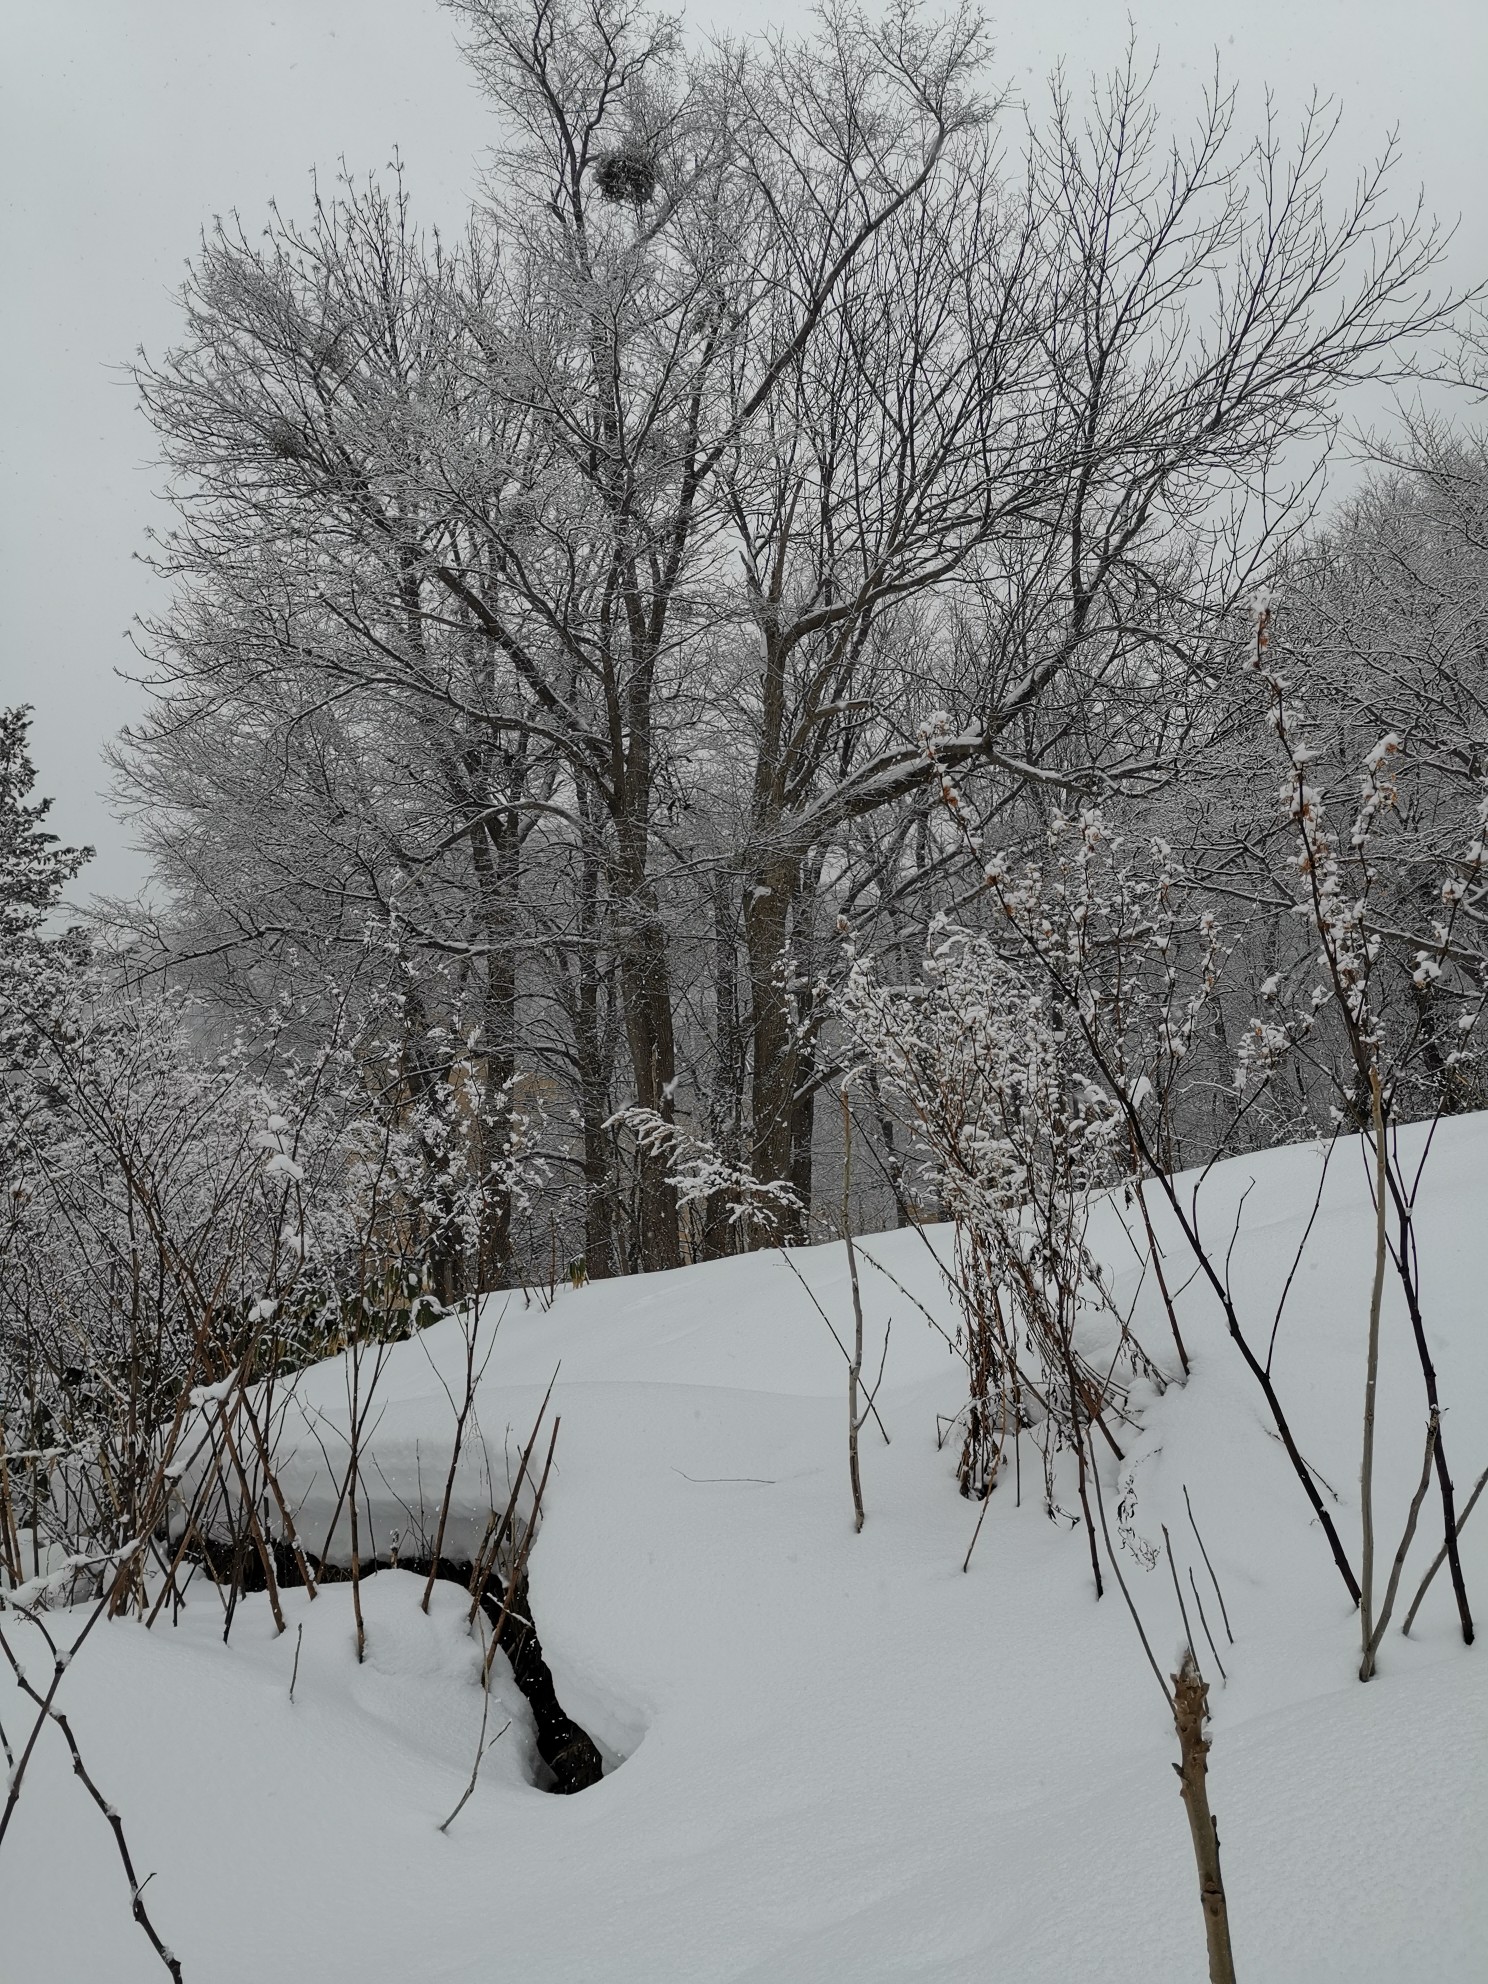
[1241,610,1488,1657]
[0,963,542,1608]
[838,917,1155,1524]
[607,1105,804,1247]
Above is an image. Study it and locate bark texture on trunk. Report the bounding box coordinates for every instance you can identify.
[743,857,797,1194]
[470,761,521,1291]
[614,862,682,1271]
[1172,1651,1237,1984]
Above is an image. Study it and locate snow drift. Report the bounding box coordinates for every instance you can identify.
[2,1117,1485,1982]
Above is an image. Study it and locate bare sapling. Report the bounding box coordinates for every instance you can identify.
[1127,1166,1191,1377]
[1361,1414,1439,1677]
[842,1092,866,1533]
[1164,1524,1225,1683]
[304,1273,402,1663]
[1359,1069,1388,1674]
[775,1247,893,1448]
[1184,1486,1234,1646]
[1172,1650,1237,1984]
[1380,1172,1475,1645]
[1187,1566,1228,1684]
[1089,1466,1238,1980]
[204,1386,287,1637]
[346,1323,369,1664]
[145,1421,237,1631]
[233,1375,319,1599]
[845,1244,866,1534]
[339,1291,396,1663]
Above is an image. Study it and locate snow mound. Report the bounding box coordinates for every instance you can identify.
[2,1118,1484,1981]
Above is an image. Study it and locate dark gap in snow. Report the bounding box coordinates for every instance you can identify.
[190,1537,606,1794]
[423,1557,606,1796]
[302,1556,606,1793]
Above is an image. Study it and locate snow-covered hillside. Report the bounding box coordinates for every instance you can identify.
[3,1120,1485,1982]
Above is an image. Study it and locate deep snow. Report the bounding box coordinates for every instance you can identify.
[2,1118,1485,1982]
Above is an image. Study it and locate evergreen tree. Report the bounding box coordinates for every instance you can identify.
[0,707,90,941]
[0,706,91,1073]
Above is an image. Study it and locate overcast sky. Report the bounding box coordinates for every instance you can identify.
[3,0,1485,904]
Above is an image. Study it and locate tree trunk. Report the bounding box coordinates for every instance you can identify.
[743,853,801,1208]
[788,859,822,1232]
[614,861,682,1272]
[702,875,745,1260]
[396,961,467,1306]
[470,754,522,1291]
[574,835,616,1282]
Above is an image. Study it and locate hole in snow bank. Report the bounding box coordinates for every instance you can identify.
[185,1535,612,1794]
[413,1557,605,1794]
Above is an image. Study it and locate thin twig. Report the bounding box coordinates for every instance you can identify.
[439,1620,510,1833]
[1188,1567,1227,1683]
[481,1418,559,1690]
[1403,1460,1488,1636]
[1363,1414,1437,1679]
[843,1092,867,1534]
[775,1247,891,1444]
[422,1301,504,1614]
[468,1375,557,1627]
[1183,1484,1234,1644]
[1162,1524,1198,1668]
[1090,1456,1173,1712]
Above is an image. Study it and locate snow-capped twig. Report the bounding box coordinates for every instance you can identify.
[0,1541,139,1615]
[606,1106,804,1240]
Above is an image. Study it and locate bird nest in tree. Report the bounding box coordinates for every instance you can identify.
[265,417,309,462]
[594,143,659,207]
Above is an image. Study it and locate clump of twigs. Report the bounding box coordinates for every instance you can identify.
[593,141,659,207]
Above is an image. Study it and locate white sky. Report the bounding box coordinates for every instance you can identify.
[3,0,1485,903]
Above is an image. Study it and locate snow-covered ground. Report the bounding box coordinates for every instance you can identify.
[3,1119,1485,1982]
